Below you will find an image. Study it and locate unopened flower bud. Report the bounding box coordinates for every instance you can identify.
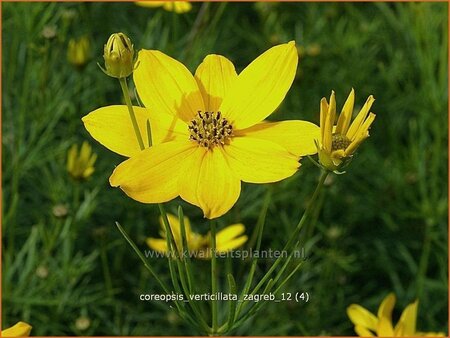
[67,36,91,69]
[103,32,135,78]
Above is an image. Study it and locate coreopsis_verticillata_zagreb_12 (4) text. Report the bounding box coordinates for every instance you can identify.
[82,41,320,218]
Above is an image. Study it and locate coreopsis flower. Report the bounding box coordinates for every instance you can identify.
[1,322,32,337]
[347,293,445,337]
[136,1,192,13]
[147,213,247,258]
[67,141,97,180]
[102,33,135,79]
[67,36,91,69]
[317,89,376,171]
[83,42,320,218]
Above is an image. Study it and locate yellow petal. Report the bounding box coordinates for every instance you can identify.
[377,315,394,336]
[216,223,245,243]
[82,105,149,157]
[216,223,248,251]
[220,42,298,129]
[146,238,168,253]
[323,91,336,152]
[1,322,32,337]
[194,54,237,112]
[346,95,375,141]
[345,113,376,156]
[318,147,338,171]
[174,2,192,13]
[165,1,192,13]
[67,144,77,173]
[179,147,241,219]
[377,293,396,322]
[134,50,204,122]
[82,166,95,178]
[396,300,418,336]
[135,1,165,8]
[223,136,299,183]
[147,110,189,146]
[319,97,329,142]
[354,325,375,337]
[217,235,248,252]
[110,141,196,203]
[335,88,355,135]
[347,304,378,331]
[235,120,320,156]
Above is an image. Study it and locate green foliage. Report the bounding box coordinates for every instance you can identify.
[2,2,447,336]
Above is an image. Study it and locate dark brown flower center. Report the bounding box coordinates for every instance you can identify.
[332,133,351,151]
[188,111,233,148]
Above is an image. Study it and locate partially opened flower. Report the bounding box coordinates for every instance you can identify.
[67,141,97,180]
[1,322,32,337]
[317,89,376,171]
[147,213,247,259]
[136,1,192,13]
[83,42,320,218]
[347,293,445,337]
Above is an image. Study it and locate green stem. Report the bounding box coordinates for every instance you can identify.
[417,223,432,300]
[100,237,114,297]
[119,77,145,151]
[115,222,171,295]
[237,170,328,315]
[210,219,218,334]
[73,181,80,210]
[239,189,271,301]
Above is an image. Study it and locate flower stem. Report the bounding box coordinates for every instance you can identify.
[237,170,328,315]
[210,219,218,334]
[115,221,171,294]
[417,222,432,300]
[119,77,145,151]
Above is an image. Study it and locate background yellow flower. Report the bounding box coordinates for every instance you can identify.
[347,293,445,337]
[66,141,97,180]
[67,36,91,69]
[1,322,32,337]
[147,213,247,259]
[135,1,192,13]
[317,89,376,171]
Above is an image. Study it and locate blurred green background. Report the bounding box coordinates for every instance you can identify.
[2,1,448,336]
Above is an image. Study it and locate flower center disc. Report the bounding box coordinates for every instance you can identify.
[188,111,233,148]
[332,133,351,151]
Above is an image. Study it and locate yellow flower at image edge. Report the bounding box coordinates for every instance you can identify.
[147,213,247,259]
[136,1,192,13]
[82,42,320,218]
[318,89,376,171]
[347,293,446,337]
[67,141,97,180]
[1,322,32,337]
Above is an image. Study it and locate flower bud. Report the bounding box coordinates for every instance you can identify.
[67,36,91,69]
[103,32,134,78]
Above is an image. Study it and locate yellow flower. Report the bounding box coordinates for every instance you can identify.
[67,141,97,180]
[317,89,376,171]
[136,1,192,13]
[82,42,320,218]
[67,36,91,69]
[147,213,247,259]
[347,293,446,337]
[1,322,32,337]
